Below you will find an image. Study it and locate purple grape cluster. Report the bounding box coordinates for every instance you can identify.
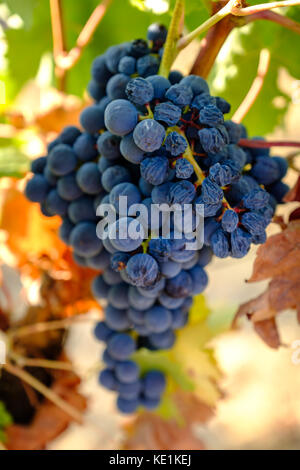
[25,24,289,414]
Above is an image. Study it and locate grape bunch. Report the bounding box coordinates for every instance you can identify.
[25,23,289,414]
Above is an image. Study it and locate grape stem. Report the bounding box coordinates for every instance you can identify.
[239,139,300,148]
[50,0,113,90]
[3,362,83,424]
[179,131,205,184]
[159,0,185,78]
[232,49,271,123]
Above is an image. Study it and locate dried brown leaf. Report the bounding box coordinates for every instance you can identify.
[5,369,86,450]
[253,318,280,349]
[123,391,213,451]
[248,221,300,282]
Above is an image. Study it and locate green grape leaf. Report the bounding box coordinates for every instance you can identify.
[0,146,30,178]
[132,348,194,391]
[210,7,300,135]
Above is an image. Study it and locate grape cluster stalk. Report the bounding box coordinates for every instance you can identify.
[25,24,289,414]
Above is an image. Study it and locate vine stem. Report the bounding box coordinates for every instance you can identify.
[179,0,300,53]
[159,0,185,78]
[50,0,113,90]
[232,49,271,123]
[190,14,235,78]
[3,362,83,424]
[9,316,93,340]
[246,10,300,35]
[239,138,300,148]
[177,0,237,50]
[8,351,75,372]
[231,0,300,16]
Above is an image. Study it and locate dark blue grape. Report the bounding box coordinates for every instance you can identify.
[199,105,224,127]
[92,275,110,299]
[165,84,193,108]
[126,254,159,287]
[80,105,105,134]
[189,265,208,294]
[241,211,267,235]
[126,77,154,105]
[107,333,136,361]
[224,120,242,144]
[102,267,122,286]
[109,217,144,252]
[115,360,140,384]
[105,304,131,331]
[165,132,187,156]
[108,284,130,309]
[91,55,112,85]
[70,222,102,257]
[120,133,145,164]
[99,369,117,390]
[231,228,252,258]
[140,156,169,185]
[88,80,106,101]
[148,330,175,350]
[191,93,216,111]
[137,54,159,77]
[94,321,114,342]
[221,209,239,233]
[118,56,136,75]
[48,144,77,176]
[146,75,171,99]
[109,182,141,214]
[87,250,111,270]
[106,73,131,100]
[73,133,98,161]
[168,70,183,84]
[31,156,47,174]
[101,165,131,192]
[133,119,165,153]
[117,397,139,414]
[242,188,270,210]
[68,196,97,224]
[45,189,69,216]
[210,228,229,258]
[145,306,172,333]
[166,271,193,298]
[129,39,149,58]
[25,175,50,203]
[59,217,74,244]
[175,158,194,179]
[250,156,281,185]
[76,162,102,195]
[105,44,129,74]
[169,180,196,205]
[105,99,138,136]
[198,127,228,155]
[154,102,181,126]
[128,286,156,310]
[180,75,209,95]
